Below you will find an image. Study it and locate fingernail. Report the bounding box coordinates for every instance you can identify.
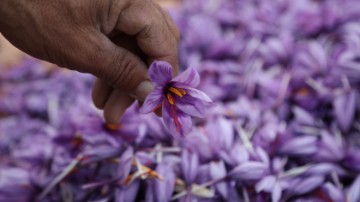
[133,80,154,101]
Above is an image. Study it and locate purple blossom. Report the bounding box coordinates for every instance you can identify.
[140,61,212,137]
[2,0,360,201]
[0,168,35,201]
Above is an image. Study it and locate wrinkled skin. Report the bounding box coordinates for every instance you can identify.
[0,0,180,123]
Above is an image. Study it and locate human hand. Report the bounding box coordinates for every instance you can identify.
[0,0,179,124]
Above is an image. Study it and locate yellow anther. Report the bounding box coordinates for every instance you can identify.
[124,174,134,185]
[169,87,186,97]
[167,93,175,105]
[140,165,163,180]
[296,88,310,96]
[105,123,120,131]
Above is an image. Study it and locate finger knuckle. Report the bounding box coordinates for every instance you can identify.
[88,38,108,65]
[174,27,181,44]
[108,51,137,90]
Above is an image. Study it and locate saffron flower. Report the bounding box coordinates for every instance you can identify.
[4,0,360,201]
[140,61,212,137]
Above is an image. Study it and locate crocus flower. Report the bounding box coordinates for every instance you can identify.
[3,0,360,201]
[140,61,212,137]
[0,167,34,202]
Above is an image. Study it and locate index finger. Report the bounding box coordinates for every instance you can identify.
[115,0,179,75]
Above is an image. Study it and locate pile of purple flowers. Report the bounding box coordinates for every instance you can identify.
[2,0,360,201]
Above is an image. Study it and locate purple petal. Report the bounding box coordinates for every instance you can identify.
[229,144,249,165]
[154,164,176,202]
[322,183,345,202]
[291,176,324,195]
[256,175,277,192]
[181,149,199,184]
[279,136,317,156]
[210,161,227,199]
[348,175,360,202]
[117,147,134,182]
[272,158,287,174]
[229,162,267,181]
[145,183,154,202]
[210,161,227,179]
[176,96,206,118]
[305,163,346,176]
[186,88,212,103]
[172,67,200,87]
[227,183,242,201]
[0,168,33,201]
[316,131,344,161]
[293,106,316,126]
[205,117,234,154]
[115,180,140,202]
[272,182,282,202]
[149,61,173,86]
[333,90,357,132]
[125,181,141,202]
[139,89,163,113]
[255,147,270,167]
[162,102,192,137]
[173,83,212,103]
[344,149,360,171]
[297,41,327,73]
[217,117,234,149]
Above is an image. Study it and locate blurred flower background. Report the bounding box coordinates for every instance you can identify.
[1,0,360,201]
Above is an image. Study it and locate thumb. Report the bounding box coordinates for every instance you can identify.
[90,36,154,102]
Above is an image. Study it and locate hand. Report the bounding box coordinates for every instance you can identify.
[0,0,180,124]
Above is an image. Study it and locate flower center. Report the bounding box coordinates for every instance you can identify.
[166,87,187,105]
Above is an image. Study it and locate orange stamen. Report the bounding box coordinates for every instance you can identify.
[141,165,163,180]
[169,87,186,97]
[106,123,120,131]
[167,93,175,105]
[171,105,182,133]
[124,160,164,185]
[124,174,134,185]
[71,134,83,148]
[296,88,310,96]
